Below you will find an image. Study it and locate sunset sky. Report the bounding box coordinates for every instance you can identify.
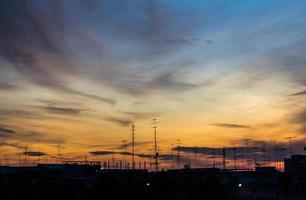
[0,0,306,167]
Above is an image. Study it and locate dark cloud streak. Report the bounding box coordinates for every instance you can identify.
[0,82,18,91]
[42,106,84,115]
[23,151,48,157]
[290,90,306,96]
[212,123,251,129]
[104,117,132,127]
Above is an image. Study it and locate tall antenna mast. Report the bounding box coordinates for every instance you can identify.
[286,136,295,157]
[194,146,198,168]
[131,123,135,169]
[122,140,127,169]
[222,148,226,171]
[213,149,216,168]
[56,144,62,164]
[262,142,266,167]
[244,139,250,170]
[24,146,28,166]
[232,141,237,170]
[171,144,175,169]
[4,155,9,166]
[271,139,276,168]
[177,139,181,169]
[112,151,115,169]
[153,119,159,172]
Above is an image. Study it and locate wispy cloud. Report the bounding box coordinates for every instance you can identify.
[42,106,85,115]
[120,111,161,120]
[104,117,132,127]
[23,151,48,157]
[114,141,152,150]
[289,90,306,96]
[0,110,41,119]
[1,23,116,105]
[0,142,24,149]
[0,82,18,91]
[0,126,16,139]
[211,123,251,129]
[89,151,115,156]
[0,124,65,146]
[0,126,16,134]
[0,0,204,100]
[291,109,306,133]
[147,72,200,92]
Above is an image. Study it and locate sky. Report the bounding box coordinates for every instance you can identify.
[0,0,306,168]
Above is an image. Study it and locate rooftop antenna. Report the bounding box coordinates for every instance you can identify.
[232,141,237,170]
[286,136,295,157]
[271,139,276,168]
[262,142,266,167]
[244,139,250,170]
[176,139,181,169]
[254,141,263,168]
[56,144,62,164]
[112,151,115,169]
[24,146,28,166]
[152,118,159,172]
[212,149,216,168]
[4,155,9,166]
[254,146,258,168]
[122,140,127,169]
[37,139,41,164]
[131,123,135,169]
[222,148,226,171]
[194,146,198,168]
[171,144,175,169]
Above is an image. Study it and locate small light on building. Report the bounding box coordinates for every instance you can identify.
[238,183,242,188]
[146,182,150,187]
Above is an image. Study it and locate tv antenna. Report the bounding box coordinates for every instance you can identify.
[152,119,159,172]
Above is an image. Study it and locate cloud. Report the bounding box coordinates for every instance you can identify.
[103,71,204,97]
[23,151,48,157]
[89,151,115,156]
[90,150,137,157]
[0,0,205,100]
[0,0,116,105]
[88,141,152,150]
[0,142,24,149]
[104,117,132,127]
[211,123,251,129]
[77,0,202,55]
[0,110,41,119]
[42,106,85,115]
[120,111,161,120]
[291,109,306,133]
[72,92,116,105]
[0,127,16,134]
[0,126,17,139]
[0,124,65,146]
[88,144,115,148]
[148,72,200,92]
[289,90,306,96]
[0,82,18,91]
[5,49,117,105]
[23,131,65,145]
[114,141,152,150]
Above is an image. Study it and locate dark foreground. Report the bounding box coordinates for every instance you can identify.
[0,165,305,200]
